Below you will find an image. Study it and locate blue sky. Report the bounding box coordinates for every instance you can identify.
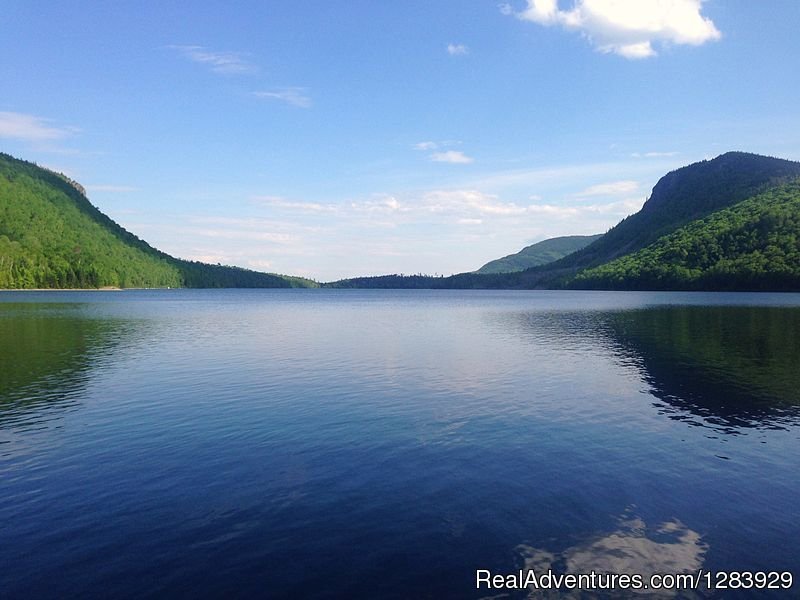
[2,0,799,281]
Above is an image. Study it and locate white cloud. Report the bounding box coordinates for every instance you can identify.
[351,195,404,213]
[254,194,404,215]
[527,197,644,217]
[190,228,295,243]
[183,216,298,243]
[422,189,526,216]
[256,189,530,221]
[0,111,78,142]
[170,45,257,75]
[447,43,469,56]
[430,150,474,164]
[253,88,312,108]
[142,174,652,280]
[253,195,337,212]
[511,0,721,58]
[577,180,639,196]
[413,140,462,151]
[631,151,680,158]
[616,42,656,59]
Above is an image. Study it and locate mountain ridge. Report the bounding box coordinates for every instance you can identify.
[476,234,603,274]
[328,152,800,290]
[571,181,800,290]
[0,153,317,289]
[4,150,800,291]
[539,152,800,274]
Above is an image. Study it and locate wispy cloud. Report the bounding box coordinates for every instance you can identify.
[256,187,641,224]
[447,43,469,56]
[421,189,523,215]
[0,111,79,142]
[169,45,258,75]
[178,216,299,243]
[413,140,462,151]
[508,0,721,59]
[144,171,652,280]
[253,194,404,216]
[631,151,680,158]
[430,150,474,164]
[253,195,337,212]
[125,215,320,277]
[527,198,644,218]
[253,88,312,108]
[412,140,474,164]
[465,156,683,193]
[577,180,639,197]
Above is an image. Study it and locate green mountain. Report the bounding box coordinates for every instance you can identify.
[476,234,602,274]
[328,152,800,291]
[6,150,800,292]
[548,152,800,275]
[571,181,800,290]
[0,153,316,289]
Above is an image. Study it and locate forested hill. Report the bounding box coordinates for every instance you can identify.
[476,234,602,274]
[329,152,800,291]
[570,181,800,291]
[541,152,800,274]
[0,153,316,289]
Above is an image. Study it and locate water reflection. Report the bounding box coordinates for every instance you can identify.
[497,305,800,432]
[600,307,800,432]
[0,303,129,430]
[513,510,707,599]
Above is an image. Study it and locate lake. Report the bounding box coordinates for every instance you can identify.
[1,289,799,598]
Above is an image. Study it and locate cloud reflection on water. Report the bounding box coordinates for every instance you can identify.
[512,510,707,599]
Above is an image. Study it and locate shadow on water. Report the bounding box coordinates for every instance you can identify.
[497,304,800,433]
[0,303,130,429]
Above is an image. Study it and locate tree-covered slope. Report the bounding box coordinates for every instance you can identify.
[541,152,800,275]
[571,181,800,291]
[476,234,602,274]
[0,153,316,289]
[328,152,800,290]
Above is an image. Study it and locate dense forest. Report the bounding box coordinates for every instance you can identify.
[476,234,602,274]
[544,152,800,274]
[0,153,317,289]
[571,182,800,290]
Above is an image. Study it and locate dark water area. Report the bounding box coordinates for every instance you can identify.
[1,289,799,598]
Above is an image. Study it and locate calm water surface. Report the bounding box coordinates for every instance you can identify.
[1,290,799,598]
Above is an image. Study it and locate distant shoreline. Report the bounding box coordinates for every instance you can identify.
[0,287,124,291]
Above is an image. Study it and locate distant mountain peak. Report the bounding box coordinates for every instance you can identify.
[476,234,602,274]
[640,151,800,216]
